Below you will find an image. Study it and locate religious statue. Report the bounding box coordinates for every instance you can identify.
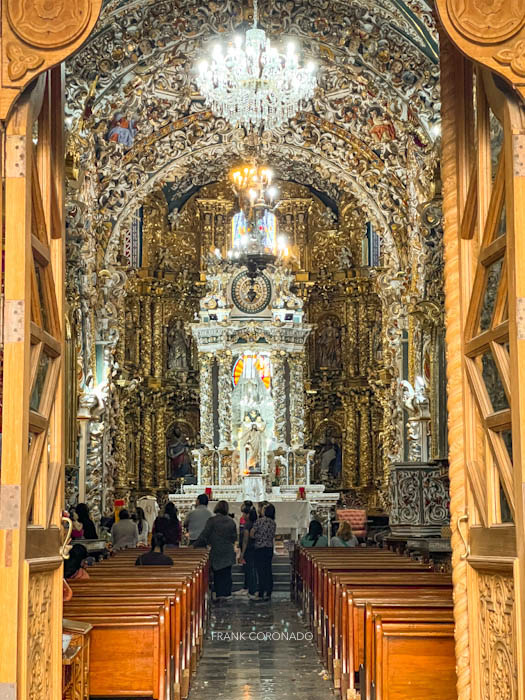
[317,317,342,369]
[316,435,342,481]
[167,426,192,479]
[239,413,266,471]
[107,113,138,147]
[167,320,189,370]
[400,376,431,462]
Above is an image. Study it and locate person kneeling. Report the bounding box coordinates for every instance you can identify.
[135,534,174,566]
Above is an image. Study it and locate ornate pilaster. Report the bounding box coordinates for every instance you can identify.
[114,392,128,496]
[217,350,232,447]
[155,398,167,489]
[153,300,163,378]
[271,350,287,446]
[141,403,154,489]
[359,393,372,487]
[343,393,358,488]
[199,353,214,447]
[358,285,369,376]
[141,297,153,377]
[290,352,306,448]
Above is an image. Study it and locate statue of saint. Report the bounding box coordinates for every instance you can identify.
[167,426,192,479]
[317,318,342,369]
[239,414,266,470]
[167,319,189,370]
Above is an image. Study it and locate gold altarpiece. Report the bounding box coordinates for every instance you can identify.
[112,181,397,508]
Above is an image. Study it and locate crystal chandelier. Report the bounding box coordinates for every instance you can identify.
[196,0,317,131]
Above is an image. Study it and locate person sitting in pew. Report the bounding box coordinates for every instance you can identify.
[300,520,328,547]
[330,521,358,547]
[153,501,182,547]
[111,508,139,550]
[64,544,90,580]
[135,533,174,566]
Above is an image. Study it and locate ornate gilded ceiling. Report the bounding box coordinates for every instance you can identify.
[65,0,441,268]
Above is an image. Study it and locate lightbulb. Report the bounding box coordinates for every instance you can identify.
[306,61,316,72]
[287,41,296,55]
[234,34,243,48]
[268,186,277,199]
[199,60,208,73]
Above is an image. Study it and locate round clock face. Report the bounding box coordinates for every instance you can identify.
[231,271,272,314]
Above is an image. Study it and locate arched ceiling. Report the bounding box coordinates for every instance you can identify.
[65,0,441,266]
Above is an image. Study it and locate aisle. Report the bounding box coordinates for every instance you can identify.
[189,594,335,700]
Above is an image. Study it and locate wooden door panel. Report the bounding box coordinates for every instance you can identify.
[441,38,524,700]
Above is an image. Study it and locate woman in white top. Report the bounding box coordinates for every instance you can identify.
[136,506,149,545]
[331,521,359,547]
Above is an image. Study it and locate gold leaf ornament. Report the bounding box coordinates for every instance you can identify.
[495,40,525,77]
[6,41,44,80]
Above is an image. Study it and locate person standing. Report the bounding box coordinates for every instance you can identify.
[153,501,182,547]
[183,494,212,545]
[251,503,276,601]
[193,500,237,601]
[236,506,258,599]
[111,509,139,550]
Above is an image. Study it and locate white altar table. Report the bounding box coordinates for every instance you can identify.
[209,499,312,535]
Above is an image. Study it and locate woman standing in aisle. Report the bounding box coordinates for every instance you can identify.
[251,503,276,601]
[135,506,149,545]
[193,500,237,601]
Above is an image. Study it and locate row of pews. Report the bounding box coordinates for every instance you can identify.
[295,546,456,700]
[64,548,209,700]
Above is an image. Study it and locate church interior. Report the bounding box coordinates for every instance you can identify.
[0,0,524,699]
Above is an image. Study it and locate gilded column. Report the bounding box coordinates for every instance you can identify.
[141,401,154,489]
[141,296,153,377]
[152,299,163,378]
[114,391,128,496]
[345,295,358,377]
[358,284,369,376]
[155,399,167,489]
[343,393,358,488]
[132,297,140,368]
[217,350,232,447]
[271,350,287,446]
[359,393,372,487]
[290,352,306,447]
[199,353,214,448]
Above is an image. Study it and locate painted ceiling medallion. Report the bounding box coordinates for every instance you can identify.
[195,0,317,131]
[7,0,91,49]
[447,0,525,43]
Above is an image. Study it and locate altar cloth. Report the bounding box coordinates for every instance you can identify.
[208,499,312,534]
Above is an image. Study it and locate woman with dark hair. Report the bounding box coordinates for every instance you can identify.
[251,502,276,601]
[236,506,258,599]
[111,509,139,550]
[153,501,182,547]
[64,544,90,580]
[75,503,98,539]
[193,500,237,601]
[135,534,174,566]
[300,520,328,547]
[135,506,149,545]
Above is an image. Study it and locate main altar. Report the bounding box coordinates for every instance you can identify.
[169,165,339,529]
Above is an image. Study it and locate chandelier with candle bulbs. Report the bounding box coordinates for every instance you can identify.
[196,0,317,131]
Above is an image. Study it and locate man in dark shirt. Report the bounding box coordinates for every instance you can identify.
[135,534,173,566]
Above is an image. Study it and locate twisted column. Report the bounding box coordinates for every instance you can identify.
[152,301,163,378]
[217,351,232,447]
[440,33,471,700]
[359,394,372,486]
[199,353,214,448]
[271,350,287,446]
[140,297,153,377]
[141,403,154,490]
[289,352,306,447]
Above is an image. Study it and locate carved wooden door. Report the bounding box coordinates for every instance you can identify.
[0,68,67,700]
[441,39,525,700]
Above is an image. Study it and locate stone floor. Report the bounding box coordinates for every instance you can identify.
[188,593,335,700]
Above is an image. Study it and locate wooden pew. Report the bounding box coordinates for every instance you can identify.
[362,604,454,700]
[294,547,454,700]
[65,548,208,700]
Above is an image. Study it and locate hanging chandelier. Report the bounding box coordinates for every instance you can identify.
[195,0,317,131]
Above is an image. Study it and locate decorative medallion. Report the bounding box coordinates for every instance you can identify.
[7,0,91,49]
[447,0,525,44]
[231,271,272,315]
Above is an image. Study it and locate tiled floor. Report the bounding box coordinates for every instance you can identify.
[188,593,335,700]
